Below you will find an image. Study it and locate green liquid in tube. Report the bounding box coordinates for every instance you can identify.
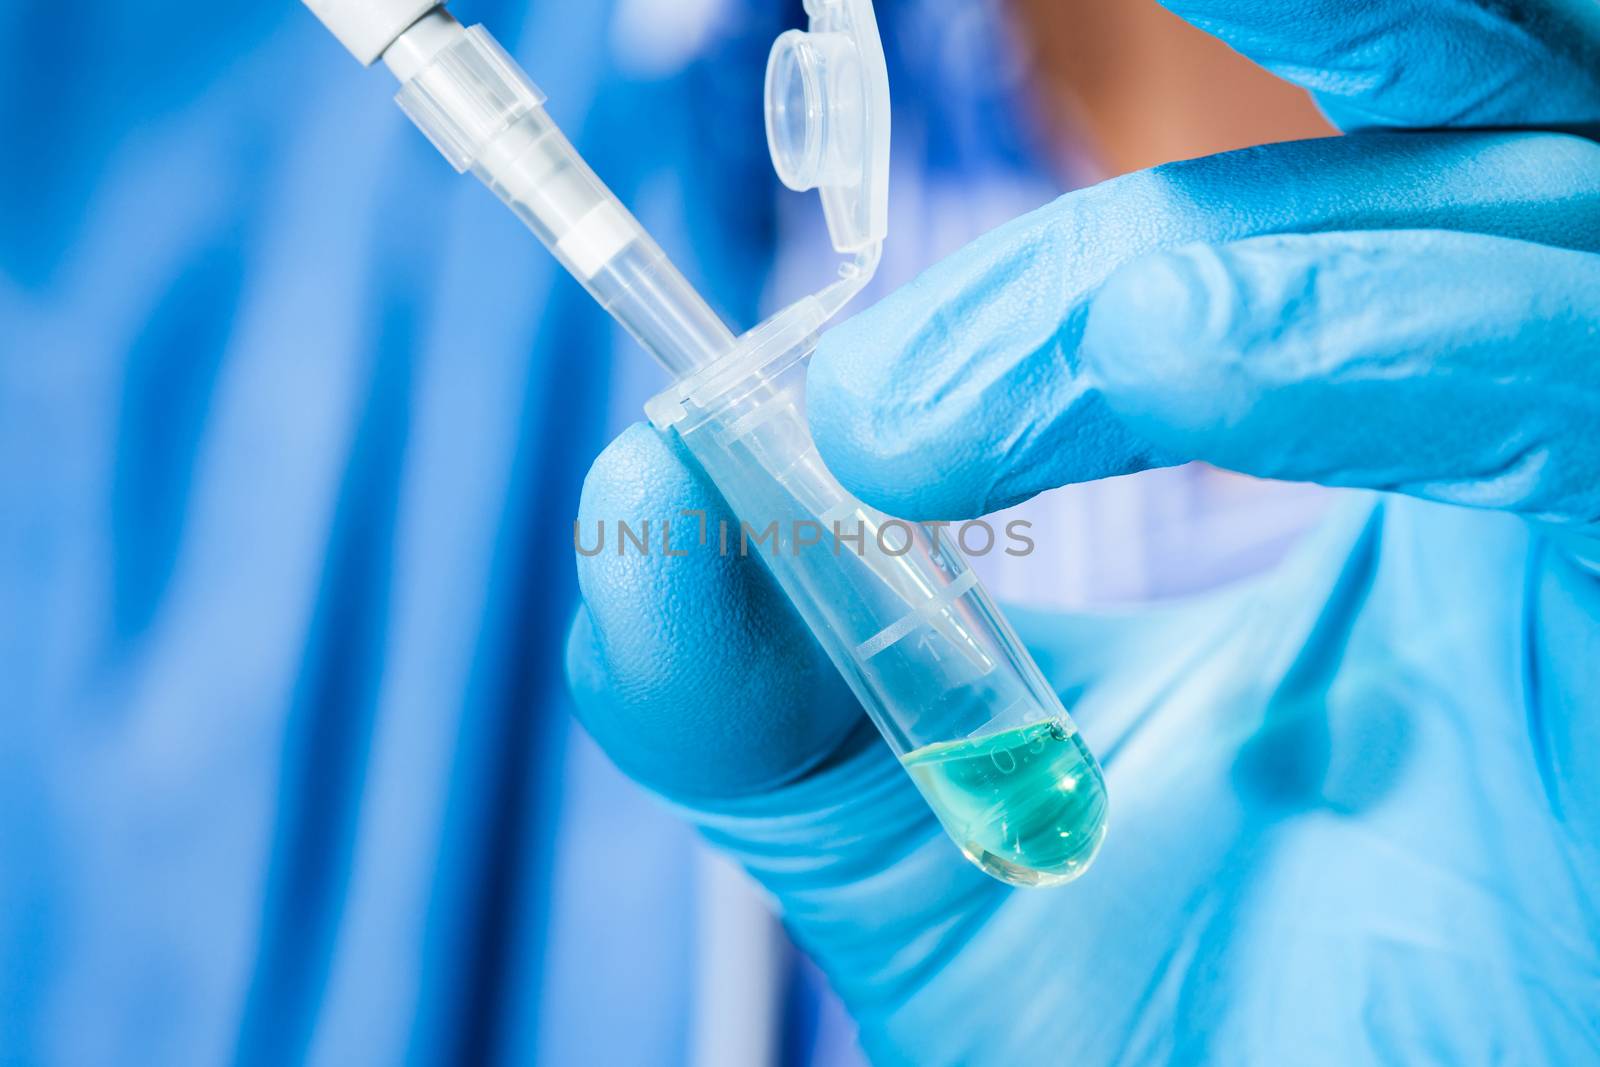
[903,719,1108,887]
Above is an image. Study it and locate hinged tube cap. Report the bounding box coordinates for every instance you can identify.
[765,0,890,253]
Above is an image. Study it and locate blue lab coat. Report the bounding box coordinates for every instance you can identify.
[0,1,1055,1062]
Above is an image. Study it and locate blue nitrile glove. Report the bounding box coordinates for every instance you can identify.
[568,4,1600,1063]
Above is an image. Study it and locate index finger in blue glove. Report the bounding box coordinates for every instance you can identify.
[1082,229,1600,529]
[1157,0,1600,129]
[807,131,1600,521]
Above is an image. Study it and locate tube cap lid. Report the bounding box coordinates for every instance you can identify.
[765,0,890,253]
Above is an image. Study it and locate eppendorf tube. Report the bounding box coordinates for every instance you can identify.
[349,4,1107,886]
[645,313,1108,886]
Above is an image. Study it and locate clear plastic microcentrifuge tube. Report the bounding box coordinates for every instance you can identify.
[305,0,1108,886]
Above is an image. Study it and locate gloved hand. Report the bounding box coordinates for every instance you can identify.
[568,3,1600,1062]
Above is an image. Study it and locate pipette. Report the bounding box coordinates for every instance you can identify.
[303,0,1108,887]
